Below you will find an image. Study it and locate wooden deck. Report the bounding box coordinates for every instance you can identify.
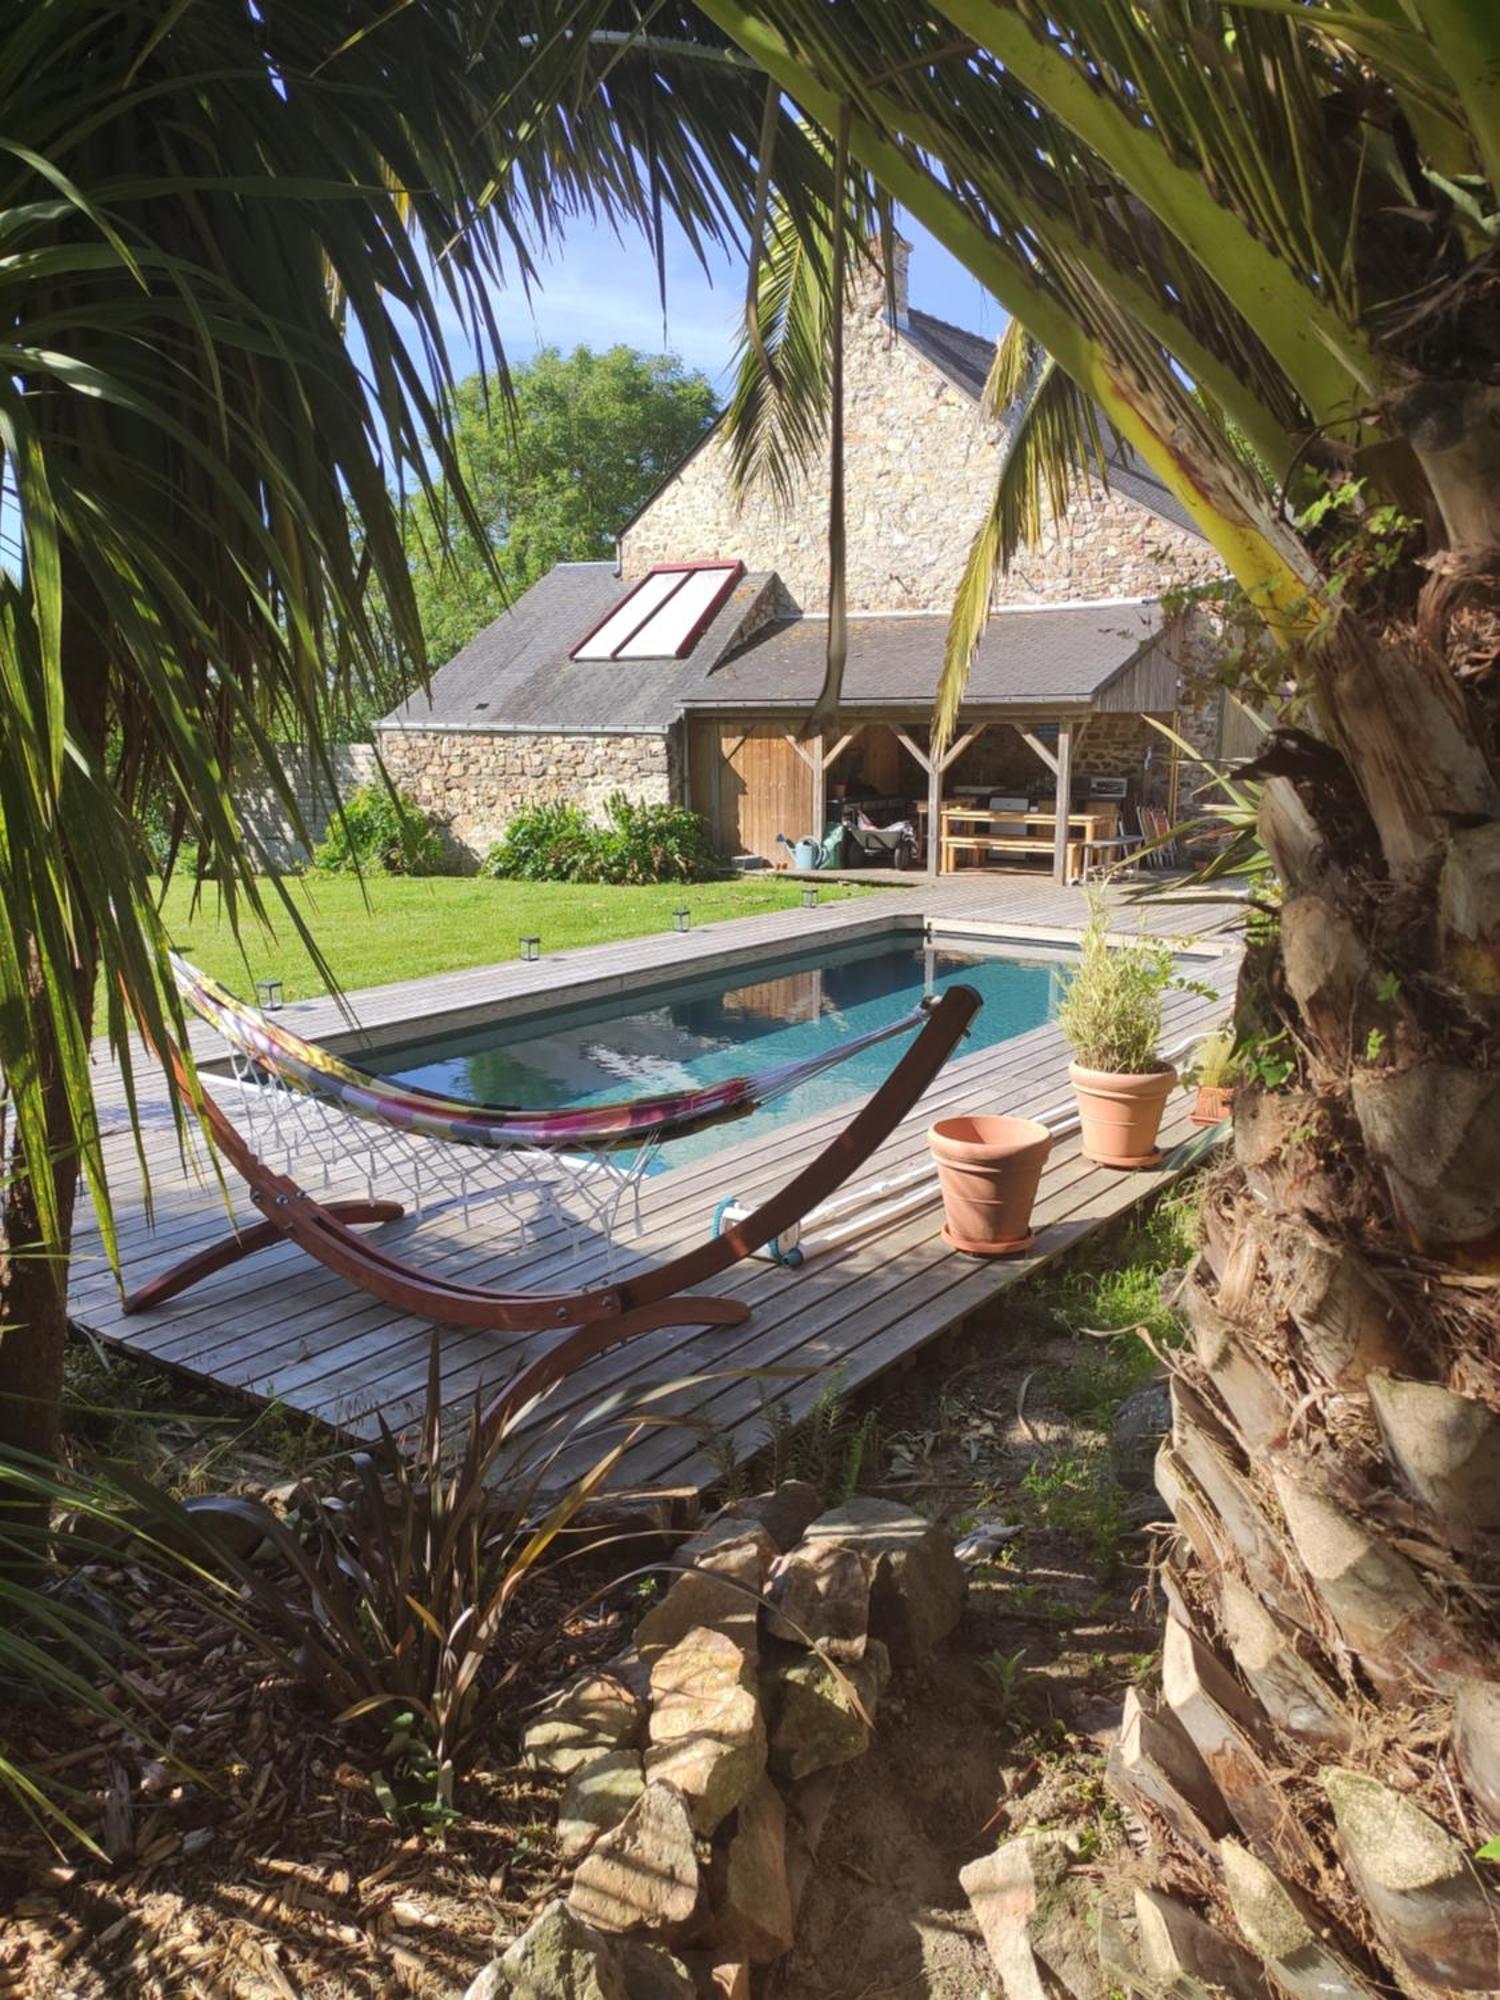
[70,876,1236,1495]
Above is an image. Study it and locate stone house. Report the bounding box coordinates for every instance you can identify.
[377,245,1238,879]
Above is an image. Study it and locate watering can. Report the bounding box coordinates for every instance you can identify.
[776,832,825,870]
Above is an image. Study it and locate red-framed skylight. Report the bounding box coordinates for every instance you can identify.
[571,561,744,661]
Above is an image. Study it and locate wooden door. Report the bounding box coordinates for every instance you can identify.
[688,719,814,863]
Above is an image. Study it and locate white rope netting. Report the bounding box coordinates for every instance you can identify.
[217,1045,657,1269]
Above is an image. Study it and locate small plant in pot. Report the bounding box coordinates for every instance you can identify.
[1183,1029,1240,1127]
[1057,900,1178,1169]
[929,1112,1053,1257]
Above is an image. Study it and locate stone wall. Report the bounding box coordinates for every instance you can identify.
[948,714,1177,816]
[621,251,1223,615]
[376,726,677,867]
[1074,712,1162,781]
[233,741,378,869]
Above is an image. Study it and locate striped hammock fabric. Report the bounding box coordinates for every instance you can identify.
[170,954,934,1153]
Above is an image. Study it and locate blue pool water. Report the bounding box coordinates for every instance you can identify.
[367,931,1070,1172]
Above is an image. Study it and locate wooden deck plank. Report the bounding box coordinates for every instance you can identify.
[68,875,1238,1492]
[98,979,1220,1422]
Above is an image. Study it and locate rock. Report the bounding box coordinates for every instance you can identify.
[798,1498,965,1665]
[636,1537,767,1668]
[961,1832,1102,2000]
[569,1783,701,1938]
[602,1647,653,1704]
[524,1672,646,1777]
[764,1639,890,1782]
[472,1899,628,2000]
[710,1481,823,1554]
[679,1959,749,2000]
[673,1518,778,1579]
[646,1630,766,1835]
[1114,1381,1171,1443]
[709,1776,795,1964]
[764,1539,870,1659]
[614,1940,698,2000]
[557,1751,646,1863]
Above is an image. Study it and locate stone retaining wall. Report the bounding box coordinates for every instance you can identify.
[376,725,678,868]
[232,741,377,869]
[485,1483,968,1999]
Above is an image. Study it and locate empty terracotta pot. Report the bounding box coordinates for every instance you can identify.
[1190,1082,1234,1127]
[929,1114,1052,1256]
[1069,1061,1178,1169]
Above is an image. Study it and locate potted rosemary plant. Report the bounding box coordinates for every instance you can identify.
[1183,1029,1241,1127]
[1057,902,1179,1168]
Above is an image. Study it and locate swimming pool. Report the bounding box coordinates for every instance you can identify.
[366,930,1071,1172]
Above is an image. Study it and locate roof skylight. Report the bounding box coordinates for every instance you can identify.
[571,561,743,661]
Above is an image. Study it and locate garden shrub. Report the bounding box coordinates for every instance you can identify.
[481,800,597,881]
[314,782,446,876]
[483,792,720,885]
[590,792,720,884]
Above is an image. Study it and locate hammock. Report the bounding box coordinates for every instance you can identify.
[170,953,932,1153]
[122,979,983,1363]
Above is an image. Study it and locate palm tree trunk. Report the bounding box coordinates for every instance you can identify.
[0,981,91,1463]
[1100,604,1500,1993]
[0,581,107,1464]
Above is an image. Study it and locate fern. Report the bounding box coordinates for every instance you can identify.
[748,1372,879,1505]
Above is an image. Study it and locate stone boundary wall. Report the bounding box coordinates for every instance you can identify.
[232,741,377,869]
[376,725,678,868]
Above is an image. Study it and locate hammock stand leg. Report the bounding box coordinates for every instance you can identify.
[122,1200,406,1315]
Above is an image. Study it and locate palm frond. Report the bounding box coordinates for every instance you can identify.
[935,344,1112,747]
[723,133,876,505]
[0,2,784,1378]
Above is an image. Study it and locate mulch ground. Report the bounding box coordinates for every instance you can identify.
[5,1222,1181,2000]
[1,1555,635,1999]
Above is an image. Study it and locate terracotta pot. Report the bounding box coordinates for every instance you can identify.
[1069,1061,1178,1169]
[1190,1082,1234,1127]
[928,1114,1053,1256]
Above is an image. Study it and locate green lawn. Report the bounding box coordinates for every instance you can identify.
[154,873,871,1002]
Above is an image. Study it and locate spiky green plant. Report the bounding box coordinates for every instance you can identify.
[1056,899,1177,1075]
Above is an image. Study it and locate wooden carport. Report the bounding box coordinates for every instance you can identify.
[682,599,1184,880]
[686,709,1092,883]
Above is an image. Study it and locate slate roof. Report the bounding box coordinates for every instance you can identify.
[903,308,1203,542]
[382,563,776,734]
[379,561,1163,732]
[696,599,1164,712]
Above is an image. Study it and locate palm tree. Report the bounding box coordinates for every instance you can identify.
[9,2,1499,1972]
[509,2,1500,1986]
[0,1,801,1468]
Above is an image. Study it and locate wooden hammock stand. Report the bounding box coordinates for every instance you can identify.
[123,985,981,1400]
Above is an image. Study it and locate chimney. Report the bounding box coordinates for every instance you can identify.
[863,231,911,329]
[888,234,911,329]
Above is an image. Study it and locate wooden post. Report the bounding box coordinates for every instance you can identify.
[1052,722,1073,884]
[783,730,822,847]
[894,725,940,880]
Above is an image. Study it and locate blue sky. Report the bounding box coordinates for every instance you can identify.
[430,209,1006,391]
